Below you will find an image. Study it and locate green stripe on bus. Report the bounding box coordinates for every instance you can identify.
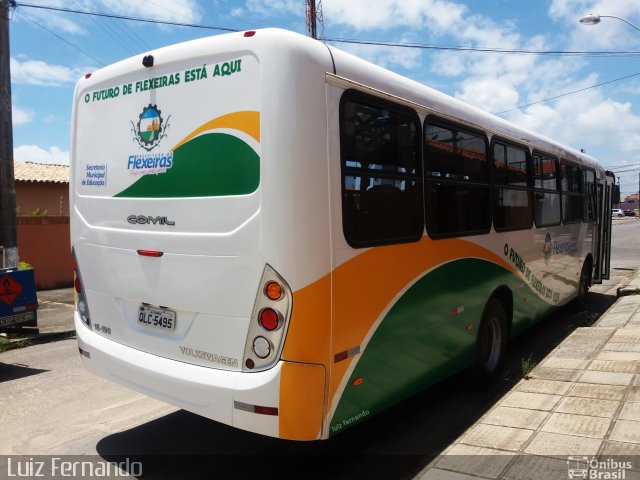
[329,258,553,436]
[115,133,259,198]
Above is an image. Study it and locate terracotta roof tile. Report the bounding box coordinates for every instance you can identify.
[14,162,69,184]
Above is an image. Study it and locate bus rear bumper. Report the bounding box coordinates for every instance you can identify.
[74,312,282,438]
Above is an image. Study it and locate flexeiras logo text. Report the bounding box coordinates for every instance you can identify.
[127,152,173,171]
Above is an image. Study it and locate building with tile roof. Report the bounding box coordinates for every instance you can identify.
[14,162,69,216]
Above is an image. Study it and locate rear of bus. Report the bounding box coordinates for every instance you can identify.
[70,30,332,440]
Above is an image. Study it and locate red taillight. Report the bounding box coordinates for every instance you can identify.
[84,72,92,79]
[72,248,92,327]
[259,308,279,331]
[137,249,164,257]
[244,31,256,37]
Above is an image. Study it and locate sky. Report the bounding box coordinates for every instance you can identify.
[7,0,640,195]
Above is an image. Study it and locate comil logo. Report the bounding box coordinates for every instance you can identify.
[131,104,170,151]
[127,215,175,226]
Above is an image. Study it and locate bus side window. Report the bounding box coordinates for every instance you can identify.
[491,140,533,231]
[340,91,423,248]
[533,152,561,227]
[424,119,491,237]
[560,162,583,223]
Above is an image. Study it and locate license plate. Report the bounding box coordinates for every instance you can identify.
[0,311,35,327]
[138,304,176,331]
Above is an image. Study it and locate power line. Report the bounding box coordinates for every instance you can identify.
[69,0,138,57]
[14,1,640,118]
[324,37,640,58]
[606,163,640,169]
[494,72,640,115]
[16,2,239,33]
[94,0,152,52]
[15,2,640,58]
[20,12,106,65]
[612,167,640,173]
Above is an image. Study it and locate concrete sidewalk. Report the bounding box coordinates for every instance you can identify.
[420,271,640,480]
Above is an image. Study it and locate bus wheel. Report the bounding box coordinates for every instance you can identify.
[571,261,591,312]
[469,299,508,387]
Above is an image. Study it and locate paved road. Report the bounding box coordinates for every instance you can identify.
[1,220,638,479]
[608,216,640,277]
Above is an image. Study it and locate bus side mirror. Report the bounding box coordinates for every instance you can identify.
[612,184,620,205]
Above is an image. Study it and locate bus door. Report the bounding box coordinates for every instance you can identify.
[593,174,615,283]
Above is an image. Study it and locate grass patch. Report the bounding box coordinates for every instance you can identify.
[0,337,31,353]
[575,310,600,327]
[520,354,537,380]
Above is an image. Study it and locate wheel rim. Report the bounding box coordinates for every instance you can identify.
[482,316,503,372]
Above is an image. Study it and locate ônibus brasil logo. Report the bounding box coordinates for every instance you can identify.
[131,104,170,151]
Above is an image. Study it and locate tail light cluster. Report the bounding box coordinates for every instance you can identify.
[242,265,292,372]
[72,249,92,328]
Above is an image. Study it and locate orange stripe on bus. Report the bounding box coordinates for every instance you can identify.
[281,237,515,437]
[327,237,515,416]
[282,274,331,365]
[279,362,326,440]
[171,110,260,151]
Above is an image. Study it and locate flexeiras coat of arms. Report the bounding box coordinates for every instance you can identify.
[131,104,170,151]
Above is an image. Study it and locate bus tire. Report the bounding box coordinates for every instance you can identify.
[468,299,508,388]
[571,260,591,312]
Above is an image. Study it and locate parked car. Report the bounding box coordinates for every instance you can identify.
[612,209,624,217]
[624,210,636,217]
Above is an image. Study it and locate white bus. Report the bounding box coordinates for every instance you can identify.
[70,28,615,441]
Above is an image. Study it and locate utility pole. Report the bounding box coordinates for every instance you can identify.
[0,0,18,268]
[306,0,323,40]
[308,0,316,39]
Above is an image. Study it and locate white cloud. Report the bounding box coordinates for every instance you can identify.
[506,89,640,160]
[323,0,467,32]
[14,145,69,165]
[101,0,201,24]
[455,77,520,113]
[338,41,422,70]
[11,57,84,86]
[245,0,299,17]
[16,0,86,34]
[12,106,35,125]
[16,0,202,35]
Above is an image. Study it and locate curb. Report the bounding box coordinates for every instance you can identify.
[617,287,640,297]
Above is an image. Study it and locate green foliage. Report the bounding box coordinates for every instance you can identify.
[31,207,48,216]
[0,338,31,353]
[520,354,537,380]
